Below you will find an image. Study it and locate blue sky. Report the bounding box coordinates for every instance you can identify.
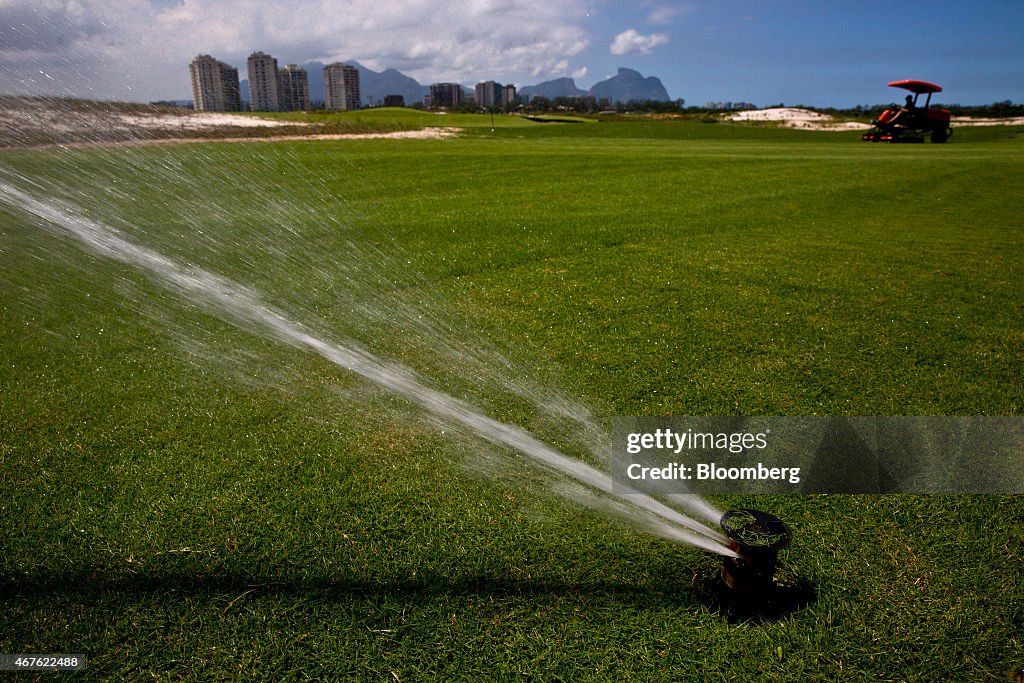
[583,1,1023,107]
[0,0,1020,107]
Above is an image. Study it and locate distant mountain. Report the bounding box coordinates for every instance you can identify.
[587,68,670,103]
[241,63,670,109]
[353,62,430,107]
[519,77,587,100]
[297,61,428,107]
[520,68,671,104]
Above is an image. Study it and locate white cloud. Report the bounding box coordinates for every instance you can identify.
[646,4,692,26]
[609,29,668,56]
[0,0,592,101]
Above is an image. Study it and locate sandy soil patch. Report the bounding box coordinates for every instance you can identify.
[726,108,871,131]
[6,127,462,151]
[727,107,1024,131]
[116,112,305,129]
[950,116,1024,126]
[0,99,461,149]
[314,127,460,140]
[149,126,462,145]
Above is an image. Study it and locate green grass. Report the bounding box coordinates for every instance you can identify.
[268,106,542,131]
[1,120,1022,680]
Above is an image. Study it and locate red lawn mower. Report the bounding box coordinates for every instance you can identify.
[862,80,953,143]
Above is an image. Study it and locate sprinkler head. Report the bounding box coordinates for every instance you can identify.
[719,508,792,597]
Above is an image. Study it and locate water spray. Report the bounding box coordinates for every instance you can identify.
[1,176,806,617]
[0,178,738,558]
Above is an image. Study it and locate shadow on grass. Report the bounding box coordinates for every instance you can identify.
[690,563,818,624]
[1,570,701,603]
[1,562,816,624]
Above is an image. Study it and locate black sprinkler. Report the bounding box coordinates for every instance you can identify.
[707,508,813,621]
[719,508,792,597]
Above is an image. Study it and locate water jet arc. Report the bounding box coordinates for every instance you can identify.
[0,178,739,558]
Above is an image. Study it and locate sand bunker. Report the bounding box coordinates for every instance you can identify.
[116,112,304,129]
[0,99,461,149]
[727,107,1024,131]
[950,115,1024,126]
[726,108,871,131]
[311,127,460,140]
[116,127,462,148]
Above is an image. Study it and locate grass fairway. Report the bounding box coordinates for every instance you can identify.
[1,118,1023,680]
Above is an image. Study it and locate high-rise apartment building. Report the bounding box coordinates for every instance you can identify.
[475,81,502,109]
[278,64,310,111]
[429,83,463,109]
[502,84,518,108]
[323,63,361,110]
[248,51,281,112]
[189,55,242,112]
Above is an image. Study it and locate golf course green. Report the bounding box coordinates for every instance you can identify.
[2,112,1022,680]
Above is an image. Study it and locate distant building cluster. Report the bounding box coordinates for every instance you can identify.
[706,101,756,111]
[190,51,519,112]
[423,81,517,109]
[190,51,360,112]
[473,81,518,109]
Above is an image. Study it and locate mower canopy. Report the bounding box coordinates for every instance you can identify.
[887,80,942,94]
